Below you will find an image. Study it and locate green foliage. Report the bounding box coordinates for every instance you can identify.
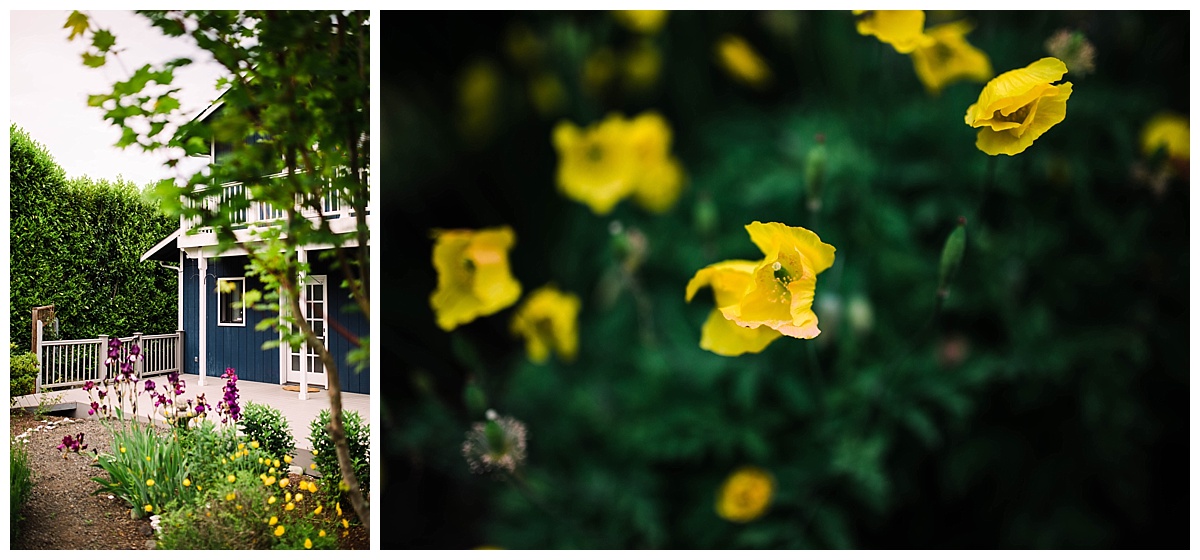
[238,402,296,459]
[308,409,370,494]
[8,124,177,350]
[91,420,188,518]
[156,473,277,550]
[383,11,1188,549]
[10,440,35,541]
[9,344,38,398]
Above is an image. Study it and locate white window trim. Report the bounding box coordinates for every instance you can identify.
[217,276,247,327]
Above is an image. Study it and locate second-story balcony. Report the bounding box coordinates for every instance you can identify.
[178,170,370,253]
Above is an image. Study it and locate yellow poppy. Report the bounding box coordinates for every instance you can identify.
[429,226,523,331]
[965,57,1074,156]
[510,285,582,364]
[305,538,313,549]
[626,112,684,213]
[144,504,153,513]
[853,10,931,54]
[1141,112,1189,161]
[552,115,638,215]
[715,34,772,89]
[720,222,836,339]
[613,10,668,34]
[715,466,775,523]
[909,20,993,95]
[685,260,783,356]
[274,525,285,537]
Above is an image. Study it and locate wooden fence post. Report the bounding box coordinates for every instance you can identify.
[98,335,108,381]
[35,320,43,394]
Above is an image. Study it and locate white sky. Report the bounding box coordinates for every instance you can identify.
[8,10,227,188]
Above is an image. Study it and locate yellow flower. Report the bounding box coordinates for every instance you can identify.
[626,112,685,213]
[612,10,668,34]
[430,227,523,331]
[280,478,290,488]
[269,515,278,526]
[909,20,993,95]
[305,538,313,549]
[225,492,236,501]
[510,285,582,364]
[182,478,191,487]
[145,479,154,487]
[715,34,772,89]
[686,260,784,356]
[295,493,304,503]
[258,458,264,465]
[145,456,152,462]
[227,474,236,483]
[265,476,277,486]
[274,525,286,537]
[965,57,1074,156]
[286,502,296,511]
[529,72,567,117]
[144,504,153,513]
[309,463,318,471]
[268,496,277,505]
[119,447,126,453]
[319,530,326,538]
[238,443,245,450]
[853,10,931,54]
[236,504,243,511]
[342,518,349,529]
[623,39,662,92]
[715,466,775,523]
[692,222,835,342]
[1141,112,1190,161]
[286,491,293,502]
[336,503,342,517]
[314,504,323,515]
[552,115,638,215]
[250,441,259,449]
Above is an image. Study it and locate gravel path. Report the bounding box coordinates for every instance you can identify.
[10,411,154,550]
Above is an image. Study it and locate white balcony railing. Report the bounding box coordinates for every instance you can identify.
[186,170,368,236]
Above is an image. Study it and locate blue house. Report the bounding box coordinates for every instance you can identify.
[140,100,370,398]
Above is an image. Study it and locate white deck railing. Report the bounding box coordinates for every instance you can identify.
[187,170,368,235]
[35,320,184,392]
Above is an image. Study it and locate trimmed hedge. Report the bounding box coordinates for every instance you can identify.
[9,124,177,350]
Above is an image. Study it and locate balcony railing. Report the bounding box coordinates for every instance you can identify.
[186,170,368,236]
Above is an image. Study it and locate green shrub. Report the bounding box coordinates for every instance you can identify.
[9,343,38,398]
[238,402,295,459]
[308,409,370,495]
[10,440,35,541]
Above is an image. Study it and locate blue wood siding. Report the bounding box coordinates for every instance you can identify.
[204,256,279,384]
[182,256,199,375]
[310,253,370,394]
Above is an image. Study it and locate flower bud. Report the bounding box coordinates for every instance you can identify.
[693,191,718,237]
[805,134,827,212]
[938,217,967,298]
[463,379,488,419]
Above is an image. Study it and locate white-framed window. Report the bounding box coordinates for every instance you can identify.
[217,277,246,326]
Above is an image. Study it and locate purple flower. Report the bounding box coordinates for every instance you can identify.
[129,344,141,356]
[88,402,99,416]
[145,380,156,392]
[83,380,95,392]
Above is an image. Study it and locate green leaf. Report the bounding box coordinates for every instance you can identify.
[82,52,106,68]
[92,28,116,52]
[64,11,89,41]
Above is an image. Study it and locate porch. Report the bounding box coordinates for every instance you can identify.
[11,373,370,457]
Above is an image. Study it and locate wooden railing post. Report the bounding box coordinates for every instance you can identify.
[35,320,43,394]
[176,330,185,374]
[133,332,143,379]
[97,335,108,381]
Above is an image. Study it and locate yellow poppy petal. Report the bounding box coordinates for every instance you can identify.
[744,221,836,275]
[699,309,782,356]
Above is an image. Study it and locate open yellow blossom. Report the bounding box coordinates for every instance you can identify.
[430,226,523,330]
[274,525,286,537]
[319,530,326,538]
[268,496,277,504]
[119,447,126,453]
[626,112,685,213]
[314,504,323,515]
[144,504,153,513]
[552,115,638,215]
[227,474,236,483]
[511,285,581,364]
[965,57,1073,156]
[1141,112,1189,161]
[909,20,993,95]
[284,455,292,464]
[853,10,931,54]
[613,10,668,34]
[716,466,775,523]
[264,476,277,486]
[342,519,350,529]
[225,492,236,501]
[145,479,154,487]
[280,478,290,488]
[719,222,836,339]
[305,538,313,549]
[182,478,191,487]
[715,34,772,89]
[250,441,259,449]
[285,502,296,511]
[686,260,783,356]
[238,443,245,450]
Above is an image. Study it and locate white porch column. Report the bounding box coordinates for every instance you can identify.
[298,248,308,401]
[177,250,184,330]
[198,256,208,387]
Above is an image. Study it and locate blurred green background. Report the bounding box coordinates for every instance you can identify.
[380,11,1189,549]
